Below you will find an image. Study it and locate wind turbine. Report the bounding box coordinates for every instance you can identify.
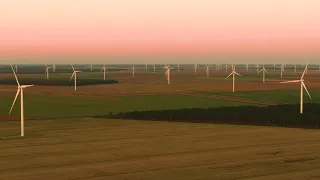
[273,64,276,71]
[280,64,311,114]
[53,64,56,72]
[294,64,297,72]
[216,64,220,72]
[151,64,156,72]
[9,64,34,137]
[101,64,107,80]
[225,64,229,72]
[132,65,135,77]
[44,64,52,79]
[205,65,211,77]
[88,64,93,72]
[165,67,174,84]
[258,65,268,83]
[246,64,249,72]
[225,65,241,92]
[145,64,148,71]
[256,64,261,74]
[280,64,284,78]
[194,64,198,73]
[69,64,81,91]
[177,64,180,72]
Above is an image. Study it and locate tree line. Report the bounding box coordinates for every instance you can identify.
[97,103,320,129]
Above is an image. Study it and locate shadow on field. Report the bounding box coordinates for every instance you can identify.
[95,103,320,129]
[0,78,118,86]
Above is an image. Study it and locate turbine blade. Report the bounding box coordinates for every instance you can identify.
[234,72,241,76]
[71,64,75,71]
[9,89,20,114]
[280,80,300,83]
[225,73,232,79]
[69,72,75,82]
[301,63,309,79]
[10,64,20,86]
[302,82,312,99]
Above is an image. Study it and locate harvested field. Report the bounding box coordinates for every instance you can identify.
[1,118,320,180]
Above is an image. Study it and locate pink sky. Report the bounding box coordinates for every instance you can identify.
[0,0,320,63]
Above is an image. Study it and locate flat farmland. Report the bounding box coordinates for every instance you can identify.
[1,118,320,180]
[1,64,320,180]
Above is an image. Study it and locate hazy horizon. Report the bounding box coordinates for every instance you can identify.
[1,0,319,64]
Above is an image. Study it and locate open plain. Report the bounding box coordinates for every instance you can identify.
[1,64,320,179]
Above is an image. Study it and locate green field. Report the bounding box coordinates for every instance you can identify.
[0,95,248,119]
[198,89,320,104]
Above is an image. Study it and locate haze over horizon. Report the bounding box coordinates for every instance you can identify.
[1,0,319,64]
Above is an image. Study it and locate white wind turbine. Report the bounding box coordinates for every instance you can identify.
[225,65,241,92]
[132,65,135,77]
[53,64,56,72]
[246,64,249,72]
[280,64,311,114]
[101,64,107,80]
[177,64,180,72]
[294,64,297,72]
[225,64,229,72]
[69,64,81,91]
[205,65,211,77]
[88,64,93,72]
[273,64,276,71]
[165,66,174,84]
[256,64,261,74]
[145,64,148,71]
[151,64,156,72]
[280,64,284,78]
[44,64,52,79]
[194,64,198,73]
[9,64,34,137]
[216,64,220,72]
[258,65,268,83]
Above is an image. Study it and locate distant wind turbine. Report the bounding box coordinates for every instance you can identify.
[44,64,52,79]
[225,65,241,92]
[280,64,311,114]
[9,64,34,137]
[205,65,211,77]
[225,64,229,72]
[132,65,135,77]
[280,64,284,78]
[165,66,174,84]
[53,64,56,72]
[101,64,107,80]
[69,64,81,91]
[294,64,297,72]
[194,64,198,73]
[177,64,180,72]
[258,65,268,83]
[151,64,156,73]
[246,64,249,72]
[256,64,261,74]
[88,64,93,72]
[145,64,148,71]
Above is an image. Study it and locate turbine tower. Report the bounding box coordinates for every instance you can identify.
[151,64,156,73]
[280,64,284,78]
[145,64,148,71]
[177,64,180,72]
[280,64,311,114]
[9,64,34,137]
[53,64,56,72]
[132,65,135,77]
[69,64,81,91]
[225,65,241,92]
[194,64,198,73]
[165,66,174,84]
[89,64,93,72]
[44,64,52,79]
[258,65,268,83]
[101,64,107,80]
[205,65,211,77]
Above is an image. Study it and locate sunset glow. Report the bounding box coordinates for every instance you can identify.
[1,0,320,63]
